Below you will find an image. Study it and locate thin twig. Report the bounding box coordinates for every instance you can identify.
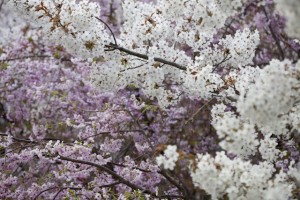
[95,16,118,46]
[184,99,213,125]
[120,62,148,72]
[212,55,232,72]
[34,187,59,200]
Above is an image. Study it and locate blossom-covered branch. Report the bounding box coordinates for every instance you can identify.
[1,0,300,199]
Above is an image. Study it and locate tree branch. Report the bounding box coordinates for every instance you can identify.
[0,55,50,62]
[0,55,71,63]
[58,155,154,195]
[58,155,185,199]
[52,187,82,200]
[212,54,232,72]
[105,43,187,71]
[34,186,81,200]
[0,0,4,12]
[0,133,70,144]
[0,133,37,143]
[262,7,285,60]
[95,16,187,71]
[82,129,142,140]
[107,161,189,199]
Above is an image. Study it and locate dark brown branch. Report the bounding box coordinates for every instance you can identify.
[53,188,64,200]
[95,16,186,71]
[98,181,121,188]
[85,161,188,199]
[58,155,185,199]
[58,155,154,195]
[108,161,153,173]
[105,43,187,71]
[105,43,147,59]
[0,133,37,143]
[34,187,58,200]
[0,55,51,62]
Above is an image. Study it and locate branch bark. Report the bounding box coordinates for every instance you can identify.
[105,43,187,71]
[58,155,185,199]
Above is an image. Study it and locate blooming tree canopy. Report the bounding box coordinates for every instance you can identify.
[0,0,300,199]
